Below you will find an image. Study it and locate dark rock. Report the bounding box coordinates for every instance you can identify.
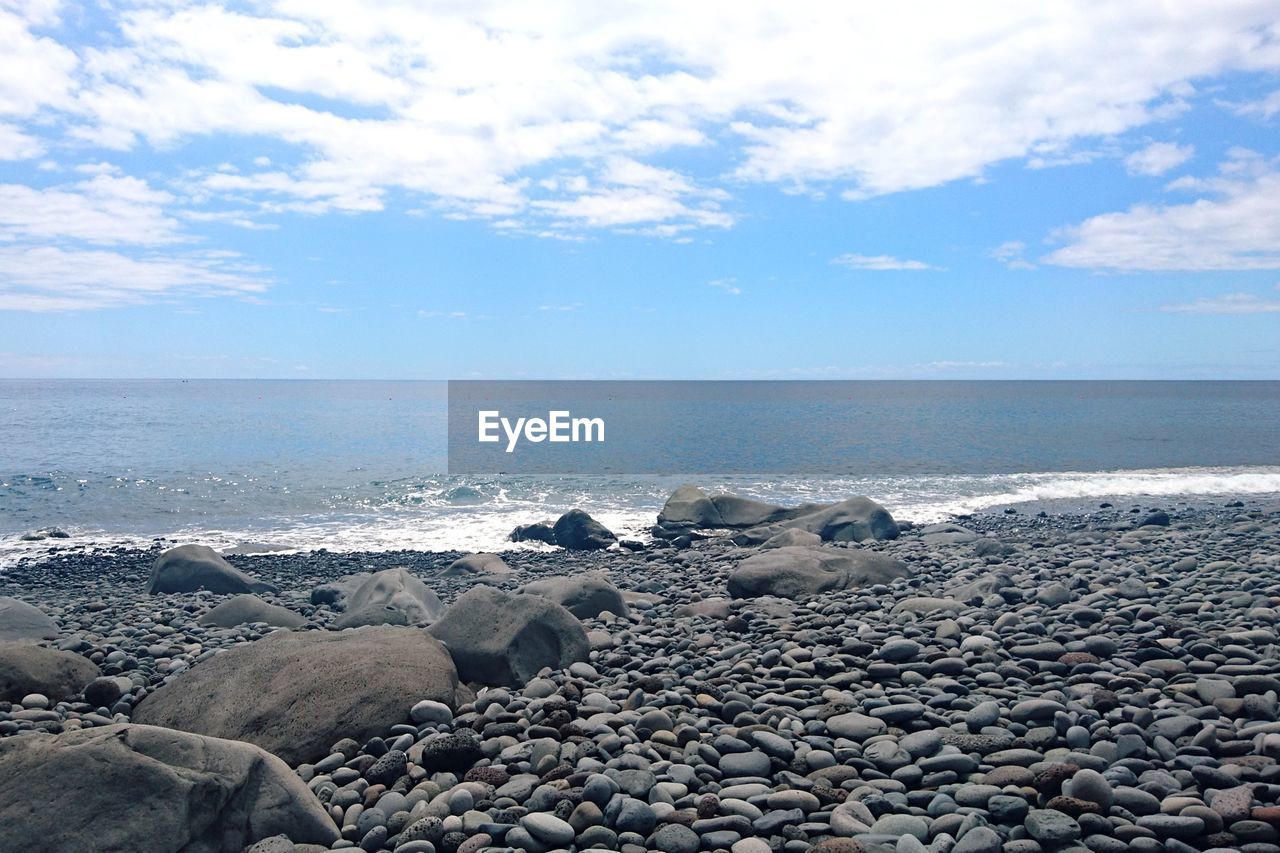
[552,509,617,551]
[440,553,511,577]
[134,626,462,764]
[196,594,305,629]
[428,586,589,687]
[0,724,337,851]
[83,675,124,708]
[518,573,629,619]
[727,546,910,599]
[308,573,368,608]
[417,733,484,772]
[509,523,557,544]
[0,642,98,703]
[149,544,276,595]
[332,568,443,628]
[657,485,725,528]
[0,597,58,642]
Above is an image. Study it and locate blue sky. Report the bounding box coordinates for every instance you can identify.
[1,1,1279,379]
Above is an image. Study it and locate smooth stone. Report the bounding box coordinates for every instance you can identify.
[521,813,575,846]
[1025,809,1081,843]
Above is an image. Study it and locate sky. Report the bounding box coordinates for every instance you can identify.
[1,0,1279,379]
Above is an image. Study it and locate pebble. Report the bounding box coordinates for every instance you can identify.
[521,813,575,846]
[5,503,1280,853]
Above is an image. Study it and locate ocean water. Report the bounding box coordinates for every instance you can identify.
[2,379,1279,564]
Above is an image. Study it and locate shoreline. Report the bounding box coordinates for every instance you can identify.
[4,488,1277,571]
[4,497,1280,851]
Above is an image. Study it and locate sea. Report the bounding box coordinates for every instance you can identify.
[2,379,1279,566]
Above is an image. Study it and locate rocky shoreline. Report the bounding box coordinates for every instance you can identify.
[2,493,1280,853]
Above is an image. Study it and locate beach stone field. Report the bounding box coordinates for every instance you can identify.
[3,489,1280,853]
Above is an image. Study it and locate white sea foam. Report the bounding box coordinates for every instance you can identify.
[3,466,1277,567]
[887,466,1280,521]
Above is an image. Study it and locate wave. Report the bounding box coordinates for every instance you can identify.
[3,465,1277,566]
[885,466,1280,520]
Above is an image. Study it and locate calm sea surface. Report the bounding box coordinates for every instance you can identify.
[2,380,1278,561]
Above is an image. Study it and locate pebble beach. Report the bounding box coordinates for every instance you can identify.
[3,491,1280,853]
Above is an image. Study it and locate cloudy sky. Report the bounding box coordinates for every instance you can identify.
[2,0,1279,378]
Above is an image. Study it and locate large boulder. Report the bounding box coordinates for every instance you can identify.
[428,586,589,687]
[727,546,911,599]
[197,594,306,629]
[0,724,338,852]
[0,596,58,642]
[518,573,630,619]
[309,573,368,608]
[134,626,462,765]
[737,497,900,543]
[657,488,899,542]
[509,522,556,544]
[711,494,806,528]
[552,509,617,550]
[917,522,980,545]
[759,528,823,549]
[149,544,276,595]
[791,496,900,541]
[332,568,442,629]
[440,553,512,578]
[0,643,98,703]
[657,485,725,528]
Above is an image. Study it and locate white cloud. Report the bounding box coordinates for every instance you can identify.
[0,174,182,244]
[989,240,1035,270]
[832,253,938,271]
[1045,151,1280,270]
[1228,88,1280,119]
[1158,292,1280,315]
[0,0,1273,237]
[1124,141,1193,176]
[0,5,78,118]
[0,245,268,311]
[418,309,469,319]
[537,303,582,311]
[0,121,41,159]
[708,277,741,295]
[533,186,731,231]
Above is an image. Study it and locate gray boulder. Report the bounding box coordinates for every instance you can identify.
[440,553,511,578]
[0,597,58,642]
[309,573,368,608]
[727,546,911,599]
[197,594,306,629]
[0,724,338,853]
[428,586,589,687]
[759,529,824,549]
[134,626,462,765]
[659,488,899,542]
[0,642,98,703]
[711,494,805,528]
[509,522,556,544]
[552,509,617,550]
[657,484,725,528]
[332,568,442,629]
[781,496,900,541]
[149,544,276,595]
[918,522,980,545]
[518,573,630,619]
